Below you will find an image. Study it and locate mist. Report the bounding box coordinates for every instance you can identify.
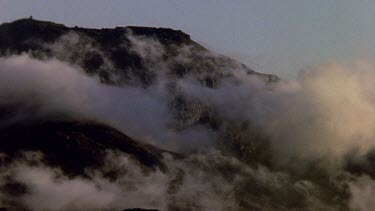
[0,54,214,151]
[1,31,375,210]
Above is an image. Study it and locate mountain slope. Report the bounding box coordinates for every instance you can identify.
[0,121,172,176]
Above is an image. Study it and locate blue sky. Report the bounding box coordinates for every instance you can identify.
[1,0,374,78]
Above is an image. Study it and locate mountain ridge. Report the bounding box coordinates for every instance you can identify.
[0,18,279,86]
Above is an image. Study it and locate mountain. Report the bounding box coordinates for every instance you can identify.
[0,19,356,211]
[0,18,284,211]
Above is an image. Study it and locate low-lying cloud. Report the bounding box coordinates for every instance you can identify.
[179,62,375,165]
[0,150,343,210]
[0,54,214,151]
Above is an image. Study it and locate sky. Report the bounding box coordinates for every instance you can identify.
[0,0,375,78]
